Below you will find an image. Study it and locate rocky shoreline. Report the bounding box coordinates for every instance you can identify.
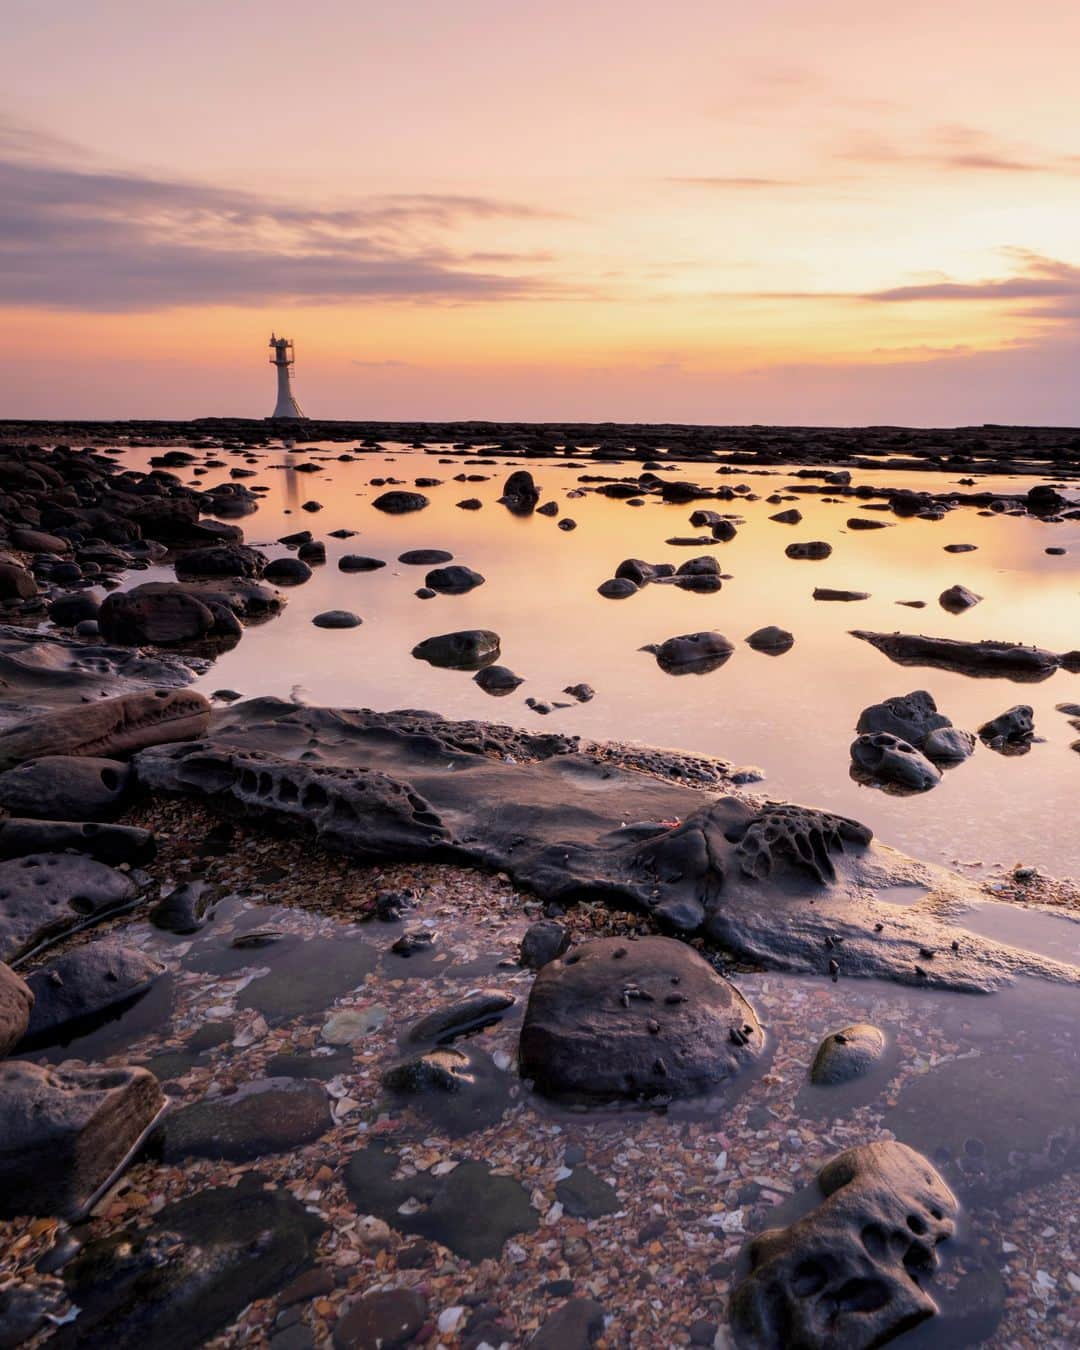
[0,435,1077,1349]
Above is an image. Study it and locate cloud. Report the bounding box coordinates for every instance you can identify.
[0,123,571,312]
[666,176,800,189]
[837,123,1080,176]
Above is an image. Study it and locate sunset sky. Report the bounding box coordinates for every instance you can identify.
[3,0,1080,424]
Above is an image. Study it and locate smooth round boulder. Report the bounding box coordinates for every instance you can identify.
[48,590,103,627]
[746,626,794,654]
[372,490,429,514]
[262,556,312,586]
[412,630,500,670]
[785,541,832,560]
[399,549,453,566]
[519,936,764,1102]
[473,664,523,695]
[939,584,982,613]
[98,583,216,645]
[312,610,362,629]
[648,631,734,675]
[810,1024,887,1085]
[0,563,37,601]
[0,757,130,822]
[425,565,485,594]
[339,555,386,572]
[598,577,638,599]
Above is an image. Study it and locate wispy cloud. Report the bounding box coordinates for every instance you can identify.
[837,123,1080,176]
[666,176,800,189]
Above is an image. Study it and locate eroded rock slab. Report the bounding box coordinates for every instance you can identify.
[852,630,1064,682]
[0,853,136,963]
[160,1077,331,1161]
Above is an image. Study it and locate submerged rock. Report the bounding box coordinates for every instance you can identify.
[519,936,764,1103]
[333,1289,428,1350]
[809,1024,887,1085]
[405,989,515,1045]
[372,490,429,514]
[746,626,794,655]
[19,943,165,1050]
[161,1077,331,1161]
[473,664,524,695]
[382,1043,510,1134]
[785,541,832,560]
[520,919,571,969]
[425,564,485,594]
[730,1142,958,1350]
[939,583,983,613]
[852,630,1063,681]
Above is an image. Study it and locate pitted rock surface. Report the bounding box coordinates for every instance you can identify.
[0,853,136,963]
[519,936,764,1102]
[850,732,941,793]
[730,1141,958,1350]
[855,690,952,748]
[0,755,130,821]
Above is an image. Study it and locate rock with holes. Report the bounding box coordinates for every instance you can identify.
[856,690,952,749]
[810,1024,887,1086]
[730,1141,958,1350]
[0,961,33,1056]
[0,689,210,772]
[133,741,449,861]
[18,944,165,1051]
[0,819,155,867]
[850,732,941,793]
[0,853,136,963]
[0,1059,163,1219]
[518,936,764,1103]
[0,756,130,821]
[978,705,1035,748]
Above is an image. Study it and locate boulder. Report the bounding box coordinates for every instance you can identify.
[809,1024,887,1085]
[313,610,362,629]
[851,631,1062,681]
[425,564,485,594]
[334,1290,428,1350]
[746,626,794,654]
[856,691,952,748]
[0,853,136,963]
[372,490,429,514]
[48,590,104,627]
[518,936,764,1102]
[646,631,734,675]
[0,1060,163,1219]
[520,919,571,969]
[262,556,312,585]
[161,1078,331,1161]
[785,541,831,560]
[0,756,130,821]
[173,545,266,580]
[473,664,523,695]
[850,732,941,792]
[730,1142,958,1350]
[399,549,453,565]
[98,583,216,645]
[0,962,33,1056]
[412,630,501,670]
[939,584,982,613]
[500,469,540,512]
[19,944,165,1050]
[978,705,1035,745]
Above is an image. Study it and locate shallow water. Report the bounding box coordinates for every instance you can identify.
[118,442,1080,877]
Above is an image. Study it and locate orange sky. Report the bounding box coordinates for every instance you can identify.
[3,0,1080,423]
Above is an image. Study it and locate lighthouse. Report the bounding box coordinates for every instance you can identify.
[268,334,306,419]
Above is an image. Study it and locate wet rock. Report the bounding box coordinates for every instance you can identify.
[521,919,571,969]
[852,630,1063,681]
[564,682,595,702]
[338,555,386,572]
[530,1298,606,1349]
[49,589,103,627]
[0,819,155,867]
[847,517,889,530]
[333,1289,428,1349]
[234,936,378,1024]
[0,755,130,821]
[730,1141,958,1350]
[174,545,266,580]
[0,961,33,1055]
[615,559,674,586]
[501,469,540,512]
[770,509,802,524]
[0,1060,163,1219]
[344,1142,538,1260]
[785,541,832,560]
[939,583,983,613]
[1026,484,1067,514]
[519,936,764,1103]
[851,732,941,792]
[399,548,453,565]
[263,557,312,586]
[372,490,429,514]
[0,1281,58,1347]
[312,610,362,629]
[98,583,221,646]
[405,989,515,1045]
[856,690,951,748]
[556,1166,620,1217]
[297,539,325,564]
[646,631,734,675]
[813,588,869,602]
[425,564,485,594]
[598,577,639,599]
[151,879,211,933]
[414,587,436,599]
[922,726,976,762]
[559,517,577,530]
[19,943,166,1050]
[456,497,482,510]
[711,520,737,541]
[161,1078,331,1161]
[978,704,1035,747]
[412,629,501,670]
[390,928,435,956]
[382,1043,510,1134]
[809,1024,887,1085]
[0,853,136,963]
[537,500,559,517]
[0,562,37,600]
[746,626,794,654]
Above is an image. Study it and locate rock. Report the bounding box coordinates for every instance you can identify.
[399,549,453,565]
[405,989,515,1045]
[312,610,362,629]
[564,683,595,702]
[0,1281,58,1347]
[412,629,501,670]
[0,562,37,601]
[856,690,952,748]
[730,1142,958,1350]
[0,1060,163,1219]
[519,936,764,1102]
[555,1167,620,1218]
[530,1298,605,1349]
[0,962,33,1055]
[615,559,674,586]
[425,564,485,594]
[161,1078,331,1162]
[922,727,976,762]
[0,853,136,963]
[770,509,802,524]
[676,555,721,578]
[1026,484,1067,514]
[338,555,386,572]
[372,490,429,514]
[559,518,577,530]
[381,1043,510,1134]
[390,928,434,956]
[944,543,977,553]
[19,944,165,1050]
[297,540,325,564]
[0,819,155,867]
[49,590,103,627]
[978,704,1035,746]
[474,664,524,695]
[813,588,869,602]
[173,545,266,580]
[521,919,571,969]
[746,626,794,654]
[809,1024,887,1085]
[850,732,941,792]
[785,541,831,559]
[852,630,1063,681]
[501,469,540,512]
[646,631,734,675]
[334,1289,428,1349]
[598,577,639,599]
[846,517,889,530]
[537,500,559,517]
[0,756,130,821]
[939,584,982,613]
[98,583,216,645]
[151,879,211,933]
[711,519,738,541]
[0,689,209,771]
[263,557,312,585]
[456,497,482,510]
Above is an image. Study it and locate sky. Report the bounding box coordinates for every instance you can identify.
[2,0,1080,425]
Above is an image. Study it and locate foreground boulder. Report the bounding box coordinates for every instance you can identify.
[0,1059,163,1219]
[0,961,33,1055]
[730,1142,958,1350]
[98,583,222,646]
[0,819,155,867]
[19,944,165,1050]
[0,853,136,963]
[0,755,130,821]
[519,936,764,1103]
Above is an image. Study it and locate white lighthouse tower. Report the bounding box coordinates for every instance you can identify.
[268,334,307,419]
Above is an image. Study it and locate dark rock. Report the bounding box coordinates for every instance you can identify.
[813,588,869,602]
[414,587,436,599]
[785,541,832,560]
[564,683,595,702]
[559,518,577,530]
[809,1024,887,1085]
[676,555,721,578]
[0,853,135,963]
[556,1167,620,1218]
[852,630,1063,681]
[519,936,764,1102]
[922,727,976,762]
[399,549,453,565]
[711,519,738,541]
[174,545,266,580]
[0,961,33,1055]
[0,1060,163,1219]
[615,559,674,585]
[372,491,429,514]
[0,819,155,867]
[405,989,515,1045]
[390,928,435,956]
[978,704,1035,746]
[338,555,386,572]
[520,919,571,970]
[381,1043,510,1134]
[646,631,734,674]
[0,1281,56,1347]
[746,626,794,654]
[939,584,982,613]
[333,1289,428,1349]
[99,583,217,645]
[473,664,523,695]
[312,610,362,629]
[456,497,483,510]
[161,1078,331,1161]
[846,517,889,530]
[530,1298,605,1349]
[0,755,130,821]
[501,469,540,512]
[0,562,37,601]
[412,629,500,670]
[19,943,165,1050]
[425,564,485,594]
[49,590,103,627]
[537,500,559,517]
[598,577,639,599]
[856,690,952,748]
[151,879,211,933]
[730,1141,958,1350]
[943,543,977,553]
[851,732,941,792]
[263,557,312,586]
[770,509,802,524]
[297,541,325,564]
